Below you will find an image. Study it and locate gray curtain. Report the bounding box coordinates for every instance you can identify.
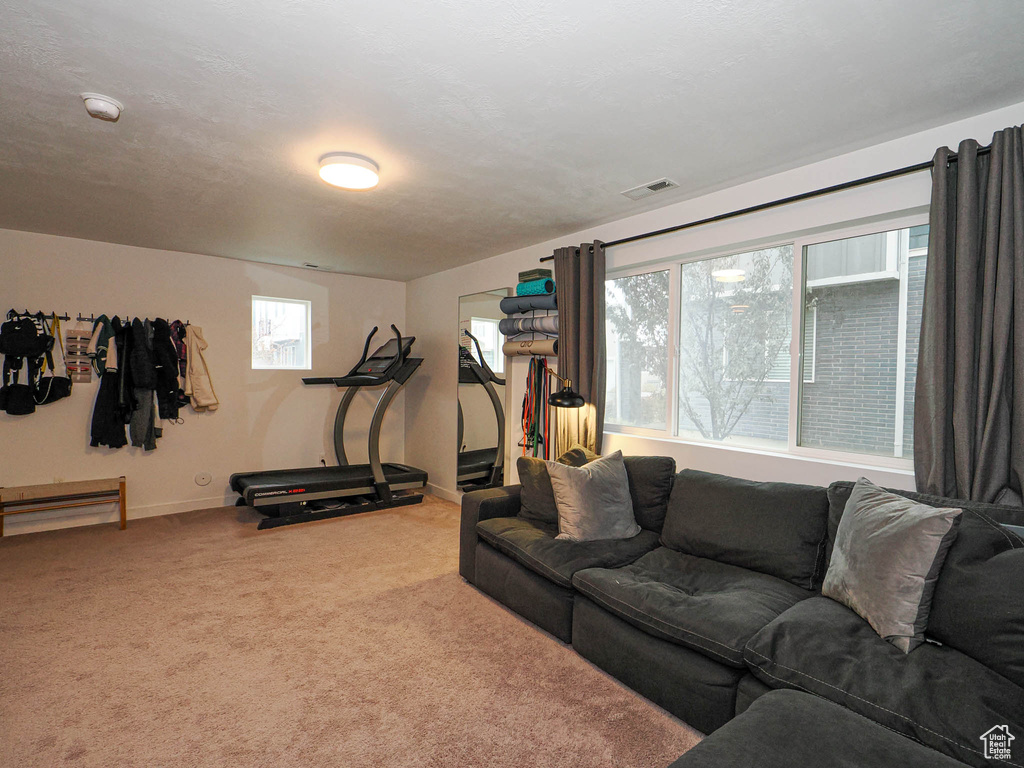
[915,125,1024,505]
[553,241,606,455]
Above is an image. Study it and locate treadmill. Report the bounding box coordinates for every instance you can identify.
[456,329,505,491]
[230,324,427,529]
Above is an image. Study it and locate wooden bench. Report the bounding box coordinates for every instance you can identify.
[0,477,126,536]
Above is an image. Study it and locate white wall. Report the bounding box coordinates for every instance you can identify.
[1,229,406,534]
[405,100,1024,498]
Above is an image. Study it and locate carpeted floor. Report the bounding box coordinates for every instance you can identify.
[0,495,701,767]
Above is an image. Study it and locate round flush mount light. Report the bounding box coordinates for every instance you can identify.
[81,92,123,122]
[318,153,379,189]
[711,268,746,283]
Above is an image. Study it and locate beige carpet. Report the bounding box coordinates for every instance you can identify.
[0,495,701,767]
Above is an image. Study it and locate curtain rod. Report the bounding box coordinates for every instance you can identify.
[540,146,989,261]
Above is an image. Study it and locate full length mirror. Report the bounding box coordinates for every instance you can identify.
[457,289,508,491]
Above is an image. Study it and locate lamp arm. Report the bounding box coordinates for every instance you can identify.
[547,369,572,389]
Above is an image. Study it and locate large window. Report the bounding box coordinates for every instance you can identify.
[252,296,311,370]
[603,220,928,467]
[605,270,670,430]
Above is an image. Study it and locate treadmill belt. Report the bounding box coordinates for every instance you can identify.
[457,448,498,477]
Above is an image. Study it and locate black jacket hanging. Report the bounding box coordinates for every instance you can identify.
[152,318,180,420]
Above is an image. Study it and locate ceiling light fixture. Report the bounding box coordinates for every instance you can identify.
[712,268,746,282]
[731,304,750,313]
[81,93,123,122]
[318,153,379,190]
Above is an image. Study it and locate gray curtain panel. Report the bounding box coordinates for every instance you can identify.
[915,124,1024,505]
[553,241,607,455]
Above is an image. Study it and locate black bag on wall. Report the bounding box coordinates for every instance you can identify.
[0,313,54,359]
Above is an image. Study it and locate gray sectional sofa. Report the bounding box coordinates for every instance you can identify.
[459,459,1024,767]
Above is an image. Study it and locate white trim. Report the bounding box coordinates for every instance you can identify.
[893,228,911,458]
[603,429,914,475]
[806,270,898,288]
[427,483,462,504]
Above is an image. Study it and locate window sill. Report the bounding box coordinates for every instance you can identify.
[604,428,915,476]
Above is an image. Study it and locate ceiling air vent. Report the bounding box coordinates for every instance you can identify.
[621,177,679,201]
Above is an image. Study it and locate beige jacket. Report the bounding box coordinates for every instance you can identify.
[184,324,219,411]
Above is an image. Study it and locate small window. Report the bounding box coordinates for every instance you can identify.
[468,317,504,374]
[252,296,311,370]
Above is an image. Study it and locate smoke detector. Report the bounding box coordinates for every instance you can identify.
[621,177,679,201]
[81,93,123,122]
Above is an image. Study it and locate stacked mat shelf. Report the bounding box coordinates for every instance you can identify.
[502,269,558,459]
[500,270,558,357]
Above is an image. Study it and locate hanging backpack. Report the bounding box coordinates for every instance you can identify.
[0,311,53,359]
[34,315,73,405]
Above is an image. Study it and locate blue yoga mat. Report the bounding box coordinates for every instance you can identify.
[500,293,558,314]
[516,278,555,296]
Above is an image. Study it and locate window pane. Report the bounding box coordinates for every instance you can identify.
[605,270,670,430]
[798,225,927,457]
[677,246,793,448]
[252,297,311,369]
[470,317,503,374]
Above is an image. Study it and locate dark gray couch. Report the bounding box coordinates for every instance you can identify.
[460,462,1024,767]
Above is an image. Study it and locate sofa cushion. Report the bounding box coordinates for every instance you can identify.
[828,480,1024,688]
[823,477,963,653]
[928,515,1024,688]
[661,470,829,589]
[475,516,660,588]
[546,451,640,541]
[744,596,1024,768]
[667,689,967,768]
[572,547,813,667]
[622,455,676,532]
[517,445,599,523]
[824,480,1024,569]
[520,452,675,531]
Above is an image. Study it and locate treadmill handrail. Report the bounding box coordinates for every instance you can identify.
[461,329,505,385]
[303,324,414,388]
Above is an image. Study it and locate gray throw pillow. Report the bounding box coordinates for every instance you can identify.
[822,477,963,653]
[518,444,600,523]
[545,450,640,542]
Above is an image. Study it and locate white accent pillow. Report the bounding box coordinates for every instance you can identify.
[544,451,640,542]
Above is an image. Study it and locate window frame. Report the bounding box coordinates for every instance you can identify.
[603,211,929,472]
[468,315,504,374]
[603,263,677,437]
[251,295,313,371]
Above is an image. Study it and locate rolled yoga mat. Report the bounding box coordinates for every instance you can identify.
[516,278,555,296]
[500,293,557,314]
[502,338,558,357]
[499,315,559,337]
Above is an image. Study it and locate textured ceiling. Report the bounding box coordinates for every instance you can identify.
[2,0,1024,281]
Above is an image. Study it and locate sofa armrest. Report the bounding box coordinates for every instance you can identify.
[460,485,522,584]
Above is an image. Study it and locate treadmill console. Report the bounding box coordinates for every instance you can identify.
[356,337,415,374]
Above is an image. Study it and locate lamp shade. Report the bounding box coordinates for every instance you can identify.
[548,385,585,409]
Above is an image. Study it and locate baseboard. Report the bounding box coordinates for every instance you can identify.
[1,495,229,537]
[426,483,462,504]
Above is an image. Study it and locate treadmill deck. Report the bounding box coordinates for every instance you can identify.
[231,463,427,506]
